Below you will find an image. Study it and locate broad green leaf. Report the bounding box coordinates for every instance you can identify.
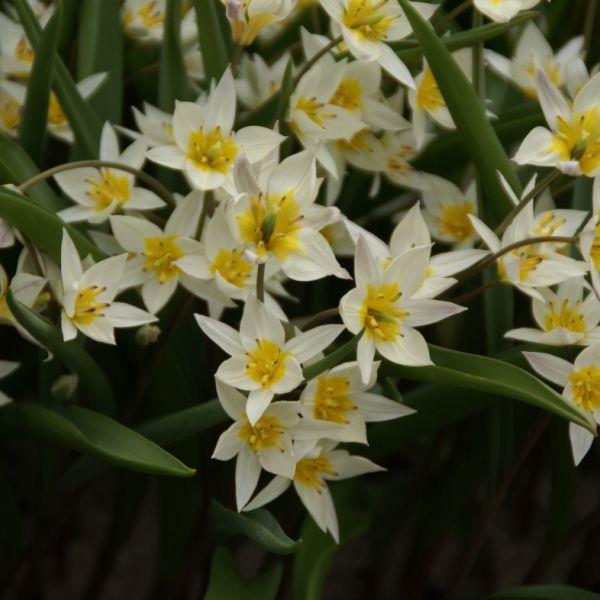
[7,291,116,416]
[0,402,195,477]
[12,0,103,157]
[0,136,64,210]
[192,0,230,83]
[77,0,123,123]
[158,0,192,111]
[398,0,522,219]
[210,499,301,554]
[205,547,282,600]
[488,585,600,599]
[0,185,103,263]
[19,5,61,165]
[382,345,595,432]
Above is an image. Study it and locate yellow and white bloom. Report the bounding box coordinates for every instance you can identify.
[196,295,344,424]
[320,0,437,89]
[0,360,19,407]
[221,0,296,46]
[408,49,472,149]
[0,12,36,79]
[122,0,196,44]
[474,0,541,23]
[242,439,384,541]
[515,70,600,179]
[0,263,47,333]
[58,230,157,344]
[486,23,583,98]
[507,277,600,346]
[525,345,600,465]
[340,236,466,384]
[0,80,24,138]
[235,52,292,110]
[299,361,414,443]
[147,69,284,191]
[227,151,350,281]
[56,122,164,223]
[382,129,431,191]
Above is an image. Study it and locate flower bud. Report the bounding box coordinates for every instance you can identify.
[136,323,161,346]
[51,374,78,401]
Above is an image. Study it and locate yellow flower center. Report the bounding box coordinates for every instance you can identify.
[210,248,254,288]
[387,144,415,174]
[343,0,394,41]
[549,109,600,176]
[359,282,406,342]
[236,192,302,260]
[15,36,34,64]
[544,299,585,334]
[499,245,546,282]
[313,375,356,424]
[531,211,566,237]
[143,235,183,283]
[138,1,164,28]
[436,201,475,242]
[245,339,290,389]
[337,129,375,153]
[47,92,67,126]
[0,282,11,323]
[238,414,285,452]
[86,169,131,211]
[186,127,238,174]
[524,60,562,98]
[569,365,600,412]
[71,285,109,326]
[0,94,21,132]
[294,454,336,490]
[416,67,444,112]
[330,78,363,111]
[294,96,332,128]
[590,222,600,269]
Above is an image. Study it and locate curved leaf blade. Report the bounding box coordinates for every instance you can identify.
[192,0,230,83]
[7,291,116,415]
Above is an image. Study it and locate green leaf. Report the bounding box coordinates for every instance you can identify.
[18,5,61,165]
[7,291,116,416]
[12,0,103,157]
[77,0,123,123]
[397,0,522,219]
[210,499,301,554]
[0,136,64,210]
[0,402,195,477]
[487,585,600,599]
[158,0,192,111]
[205,547,282,600]
[0,185,103,263]
[191,0,230,84]
[382,345,595,432]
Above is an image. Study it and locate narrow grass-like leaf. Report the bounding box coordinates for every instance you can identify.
[7,292,116,415]
[19,5,61,164]
[0,403,195,477]
[397,0,522,218]
[0,136,64,210]
[210,500,301,554]
[488,585,600,599]
[77,0,123,123]
[382,345,595,432]
[192,0,230,83]
[12,0,103,157]
[0,186,103,263]
[205,547,282,600]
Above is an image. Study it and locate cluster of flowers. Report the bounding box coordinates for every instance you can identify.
[2,0,600,540]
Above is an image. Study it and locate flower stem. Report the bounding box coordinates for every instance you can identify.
[450,278,498,305]
[495,169,562,237]
[256,262,266,302]
[18,160,177,207]
[301,307,340,330]
[292,35,343,87]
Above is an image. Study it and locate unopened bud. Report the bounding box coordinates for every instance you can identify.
[136,324,161,346]
[51,374,78,401]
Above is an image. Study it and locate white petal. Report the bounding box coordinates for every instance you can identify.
[195,314,243,355]
[523,351,572,387]
[235,448,261,511]
[242,476,291,512]
[569,422,595,466]
[284,325,344,363]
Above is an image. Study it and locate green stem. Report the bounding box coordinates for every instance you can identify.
[256,262,266,302]
[292,35,343,86]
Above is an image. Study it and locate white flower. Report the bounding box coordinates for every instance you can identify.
[56,122,164,223]
[515,70,600,178]
[320,0,437,89]
[147,69,284,191]
[340,236,466,384]
[524,345,600,465]
[0,80,26,138]
[0,11,39,79]
[474,0,541,23]
[122,102,175,148]
[122,0,196,44]
[109,191,230,314]
[381,129,431,191]
[221,0,296,46]
[486,23,583,98]
[0,360,19,407]
[242,439,384,542]
[235,52,292,110]
[577,180,600,272]
[507,277,600,346]
[58,229,156,344]
[299,361,415,443]
[408,49,472,149]
[227,151,350,281]
[195,295,344,424]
